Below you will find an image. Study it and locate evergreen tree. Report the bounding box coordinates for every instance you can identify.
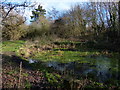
[30,5,46,22]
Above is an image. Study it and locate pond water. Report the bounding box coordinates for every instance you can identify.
[48,57,119,83]
[29,56,120,84]
[29,59,38,64]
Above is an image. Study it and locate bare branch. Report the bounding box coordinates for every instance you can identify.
[1,1,36,21]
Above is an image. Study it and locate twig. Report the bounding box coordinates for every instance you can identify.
[18,61,22,88]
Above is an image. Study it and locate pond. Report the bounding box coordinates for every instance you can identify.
[29,55,120,85]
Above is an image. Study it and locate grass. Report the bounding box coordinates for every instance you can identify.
[32,50,104,63]
[2,40,26,52]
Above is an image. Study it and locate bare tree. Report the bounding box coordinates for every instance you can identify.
[48,7,59,20]
[1,0,36,21]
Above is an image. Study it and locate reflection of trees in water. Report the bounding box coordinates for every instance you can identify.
[96,57,114,82]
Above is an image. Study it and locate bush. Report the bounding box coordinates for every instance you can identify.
[2,24,28,40]
[2,13,28,40]
[26,16,50,39]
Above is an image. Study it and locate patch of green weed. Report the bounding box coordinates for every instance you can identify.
[7,70,17,75]
[25,80,31,88]
[45,72,63,86]
[22,73,29,77]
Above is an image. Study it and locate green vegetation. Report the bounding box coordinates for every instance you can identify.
[2,40,26,52]
[25,81,31,89]
[22,73,29,77]
[7,70,17,75]
[2,40,120,88]
[45,72,62,85]
[1,1,120,89]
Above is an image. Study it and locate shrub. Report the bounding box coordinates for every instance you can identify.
[2,13,28,40]
[26,16,51,39]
